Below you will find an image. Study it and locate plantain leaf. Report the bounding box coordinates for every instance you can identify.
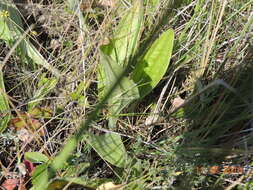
[0,70,10,133]
[24,152,49,163]
[88,133,127,168]
[100,49,139,116]
[132,29,174,97]
[97,43,114,99]
[31,163,49,190]
[93,51,138,168]
[94,2,143,168]
[51,137,78,171]
[98,1,143,98]
[110,0,144,66]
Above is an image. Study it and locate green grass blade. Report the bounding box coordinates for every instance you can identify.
[132,29,174,97]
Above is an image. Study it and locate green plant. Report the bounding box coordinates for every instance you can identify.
[28,0,174,189]
[91,0,174,168]
[1,0,251,189]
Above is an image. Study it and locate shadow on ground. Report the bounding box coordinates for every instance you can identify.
[171,43,253,189]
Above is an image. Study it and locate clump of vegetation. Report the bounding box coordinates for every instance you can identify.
[0,0,253,189]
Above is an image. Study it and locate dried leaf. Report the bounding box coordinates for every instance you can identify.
[11,113,45,137]
[171,97,185,118]
[17,128,32,143]
[18,184,26,190]
[171,97,185,109]
[10,114,28,130]
[24,160,35,176]
[28,107,53,118]
[1,178,19,190]
[99,0,117,8]
[28,119,44,136]
[17,163,27,176]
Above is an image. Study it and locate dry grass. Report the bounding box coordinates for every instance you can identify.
[0,0,253,189]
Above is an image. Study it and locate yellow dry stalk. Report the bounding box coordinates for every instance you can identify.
[196,0,227,79]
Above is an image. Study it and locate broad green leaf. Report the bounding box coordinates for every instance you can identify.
[172,108,185,118]
[31,163,49,190]
[0,10,13,42]
[24,152,49,163]
[0,1,60,77]
[110,0,144,66]
[97,43,114,99]
[88,133,127,168]
[28,107,53,118]
[0,70,10,133]
[51,137,78,170]
[132,29,174,97]
[100,50,139,115]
